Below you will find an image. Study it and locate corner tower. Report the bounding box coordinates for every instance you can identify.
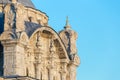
[0,1,80,80]
[59,17,80,80]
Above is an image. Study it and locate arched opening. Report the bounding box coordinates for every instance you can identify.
[0,42,3,76]
[64,31,71,54]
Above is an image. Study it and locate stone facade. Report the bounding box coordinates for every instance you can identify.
[0,0,80,80]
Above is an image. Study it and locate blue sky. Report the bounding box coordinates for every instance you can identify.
[32,0,120,80]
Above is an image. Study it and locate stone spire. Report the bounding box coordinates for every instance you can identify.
[64,16,71,29]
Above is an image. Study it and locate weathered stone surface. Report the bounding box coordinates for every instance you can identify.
[0,1,80,80]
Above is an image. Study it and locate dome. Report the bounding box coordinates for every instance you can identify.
[0,0,35,8]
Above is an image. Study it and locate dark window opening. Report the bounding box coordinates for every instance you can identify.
[0,42,3,76]
[0,12,4,34]
[28,17,32,22]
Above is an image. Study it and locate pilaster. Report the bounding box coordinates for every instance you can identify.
[69,54,80,80]
[69,64,77,80]
[1,40,26,77]
[60,62,68,80]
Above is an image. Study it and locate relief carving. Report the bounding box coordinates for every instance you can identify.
[36,31,42,49]
[59,29,78,61]
[34,31,44,79]
[48,38,56,69]
[60,63,67,80]
[0,32,16,40]
[7,4,17,30]
[74,55,80,66]
[0,9,80,79]
[16,4,25,31]
[69,65,77,80]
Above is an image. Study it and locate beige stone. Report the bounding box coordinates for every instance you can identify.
[0,1,80,80]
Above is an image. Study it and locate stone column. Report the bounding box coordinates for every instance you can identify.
[34,63,42,80]
[49,68,54,80]
[25,46,35,77]
[34,31,43,79]
[34,48,43,79]
[2,40,17,76]
[47,57,55,80]
[61,73,67,80]
[47,38,57,80]
[1,40,26,77]
[69,64,77,80]
[42,66,48,80]
[60,62,67,80]
[69,55,80,80]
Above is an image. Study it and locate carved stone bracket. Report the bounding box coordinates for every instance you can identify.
[0,31,17,41]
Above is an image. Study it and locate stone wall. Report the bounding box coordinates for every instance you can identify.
[0,1,80,80]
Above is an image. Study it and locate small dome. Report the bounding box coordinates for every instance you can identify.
[0,0,35,8]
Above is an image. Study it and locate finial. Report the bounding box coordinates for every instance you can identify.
[64,16,71,29]
[66,16,69,26]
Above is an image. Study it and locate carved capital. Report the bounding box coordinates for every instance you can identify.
[74,55,80,66]
[60,62,67,74]
[0,31,17,41]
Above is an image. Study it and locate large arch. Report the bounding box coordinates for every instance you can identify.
[29,26,70,61]
[15,26,71,79]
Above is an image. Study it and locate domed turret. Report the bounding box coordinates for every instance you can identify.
[59,17,80,80]
[59,17,78,60]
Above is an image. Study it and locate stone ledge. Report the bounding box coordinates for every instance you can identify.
[0,76,38,80]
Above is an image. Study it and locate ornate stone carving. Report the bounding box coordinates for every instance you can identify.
[69,65,77,80]
[15,4,25,32]
[60,63,67,80]
[36,31,42,49]
[59,18,78,61]
[74,55,80,66]
[0,1,80,79]
[34,31,44,79]
[0,32,16,40]
[6,4,17,30]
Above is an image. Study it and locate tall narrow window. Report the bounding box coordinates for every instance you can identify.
[0,42,3,76]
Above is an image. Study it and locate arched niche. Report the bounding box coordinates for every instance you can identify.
[26,27,70,79]
[29,27,70,60]
[19,32,29,45]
